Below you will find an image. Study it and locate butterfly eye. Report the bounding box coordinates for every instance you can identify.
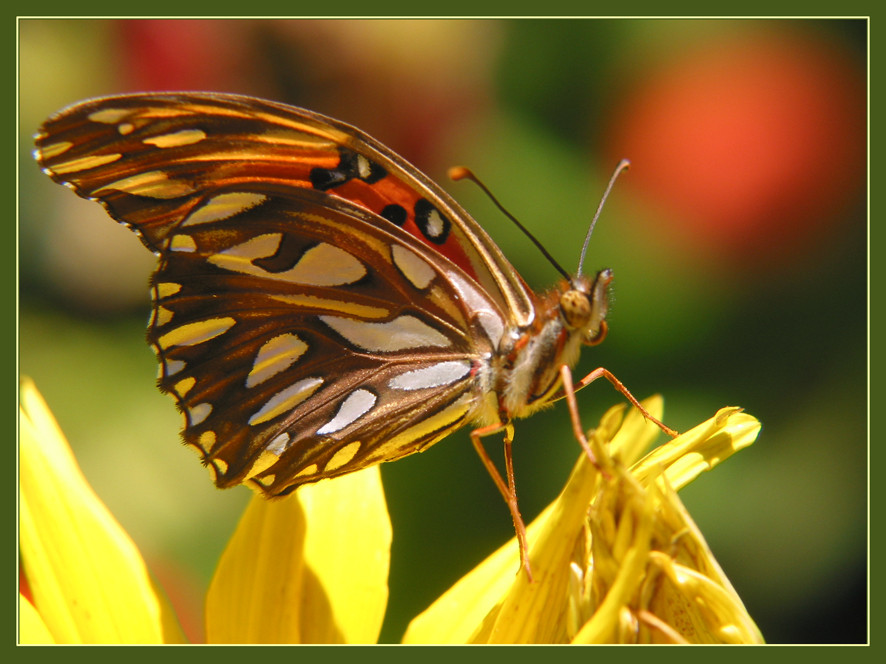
[559,289,593,330]
[584,320,608,346]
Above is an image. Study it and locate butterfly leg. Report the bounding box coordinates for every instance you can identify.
[470,421,533,581]
[574,367,678,437]
[559,365,599,465]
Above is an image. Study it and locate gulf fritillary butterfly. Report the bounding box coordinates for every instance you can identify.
[35,92,673,578]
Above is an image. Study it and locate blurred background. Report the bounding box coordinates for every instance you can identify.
[19,19,867,643]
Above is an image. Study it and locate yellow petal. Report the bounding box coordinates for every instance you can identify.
[608,395,665,466]
[205,465,390,643]
[648,554,765,643]
[300,465,391,643]
[19,379,185,644]
[405,400,659,644]
[401,455,593,644]
[406,399,760,645]
[19,594,54,644]
[401,513,536,644]
[631,407,760,490]
[205,491,307,643]
[572,485,654,643]
[573,417,763,644]
[640,480,764,643]
[474,439,608,644]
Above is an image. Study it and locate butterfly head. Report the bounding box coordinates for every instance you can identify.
[561,268,612,347]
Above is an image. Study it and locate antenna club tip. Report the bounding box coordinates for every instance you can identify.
[617,158,631,172]
[448,165,472,181]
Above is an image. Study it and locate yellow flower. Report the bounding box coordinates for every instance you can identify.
[19,377,186,644]
[19,378,390,644]
[19,379,761,644]
[403,397,764,644]
[203,459,390,643]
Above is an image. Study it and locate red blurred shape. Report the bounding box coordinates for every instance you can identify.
[115,20,259,93]
[607,30,865,269]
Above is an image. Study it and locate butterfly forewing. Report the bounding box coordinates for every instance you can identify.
[36,92,534,324]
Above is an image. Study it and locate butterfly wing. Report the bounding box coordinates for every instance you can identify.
[151,187,510,494]
[35,93,516,494]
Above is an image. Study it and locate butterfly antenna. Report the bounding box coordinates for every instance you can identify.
[576,159,631,277]
[449,166,570,281]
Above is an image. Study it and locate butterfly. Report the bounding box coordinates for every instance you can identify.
[35,92,673,578]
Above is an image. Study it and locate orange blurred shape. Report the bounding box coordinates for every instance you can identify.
[607,29,865,269]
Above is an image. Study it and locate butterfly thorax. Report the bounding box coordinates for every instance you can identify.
[485,269,612,424]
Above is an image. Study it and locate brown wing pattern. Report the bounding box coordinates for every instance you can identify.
[35,94,514,495]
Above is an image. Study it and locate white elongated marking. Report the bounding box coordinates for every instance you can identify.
[97,170,196,199]
[248,377,324,425]
[188,403,213,426]
[285,242,367,286]
[211,232,281,263]
[388,360,472,391]
[320,314,450,352]
[267,432,291,455]
[163,358,186,377]
[143,128,207,148]
[365,393,473,463]
[425,208,446,239]
[158,317,236,348]
[324,441,362,472]
[476,312,505,348]
[450,272,505,345]
[317,389,377,435]
[50,153,122,174]
[246,333,308,388]
[183,192,268,227]
[356,154,373,179]
[208,236,366,286]
[391,244,435,289]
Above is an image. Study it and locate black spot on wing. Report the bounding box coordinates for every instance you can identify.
[309,147,387,191]
[381,204,407,226]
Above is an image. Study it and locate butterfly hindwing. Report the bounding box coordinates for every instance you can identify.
[124,180,505,493]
